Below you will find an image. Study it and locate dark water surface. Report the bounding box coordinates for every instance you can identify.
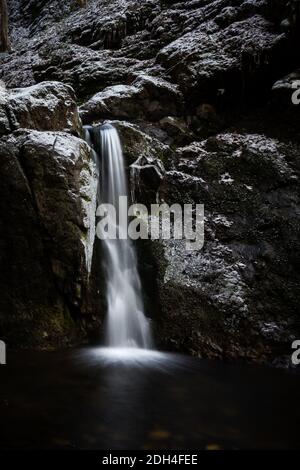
[0,348,299,450]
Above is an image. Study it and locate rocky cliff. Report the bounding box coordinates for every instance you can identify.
[0,0,299,364]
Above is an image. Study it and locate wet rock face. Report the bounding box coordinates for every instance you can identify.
[0,83,99,348]
[0,140,71,348]
[10,131,98,298]
[80,76,183,123]
[153,133,300,363]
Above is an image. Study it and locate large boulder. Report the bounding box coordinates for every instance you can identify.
[0,130,98,348]
[150,133,300,365]
[0,81,81,136]
[10,129,98,305]
[0,139,68,348]
[111,120,171,165]
[80,75,183,123]
[111,120,170,203]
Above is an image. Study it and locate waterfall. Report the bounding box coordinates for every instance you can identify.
[84,123,152,349]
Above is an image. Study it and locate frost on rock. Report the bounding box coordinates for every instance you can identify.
[80,74,183,123]
[0,81,81,135]
[150,129,300,361]
[156,15,284,95]
[162,238,249,317]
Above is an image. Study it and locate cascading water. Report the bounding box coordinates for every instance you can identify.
[84,124,152,349]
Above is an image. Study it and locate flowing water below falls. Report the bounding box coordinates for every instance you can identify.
[84,124,152,349]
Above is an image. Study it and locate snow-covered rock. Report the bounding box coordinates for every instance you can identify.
[80,75,183,122]
[0,81,81,136]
